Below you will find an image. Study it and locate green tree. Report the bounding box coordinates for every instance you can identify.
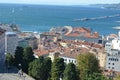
[5,53,14,68]
[23,47,34,73]
[85,73,110,80]
[63,63,77,80]
[44,57,52,80]
[14,46,24,68]
[114,74,120,80]
[77,53,99,80]
[23,47,34,62]
[29,56,52,80]
[29,56,44,80]
[51,58,65,80]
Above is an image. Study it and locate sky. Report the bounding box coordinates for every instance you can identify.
[0,0,120,5]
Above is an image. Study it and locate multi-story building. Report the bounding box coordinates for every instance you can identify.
[105,41,120,72]
[0,28,6,62]
[105,28,120,72]
[5,32,18,55]
[18,32,38,49]
[59,53,77,64]
[18,37,38,49]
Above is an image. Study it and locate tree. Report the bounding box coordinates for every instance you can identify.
[44,57,52,80]
[29,56,44,80]
[23,47,34,73]
[14,46,24,68]
[5,53,14,68]
[23,47,34,62]
[51,58,65,80]
[77,53,99,80]
[114,74,120,80]
[28,56,52,80]
[85,73,110,80]
[63,63,77,80]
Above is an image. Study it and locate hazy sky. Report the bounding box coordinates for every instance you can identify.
[0,0,120,5]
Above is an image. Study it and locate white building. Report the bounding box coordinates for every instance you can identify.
[0,28,6,62]
[48,51,77,64]
[5,32,18,55]
[59,55,77,64]
[105,27,120,72]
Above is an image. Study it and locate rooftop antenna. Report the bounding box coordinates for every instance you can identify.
[113,26,120,38]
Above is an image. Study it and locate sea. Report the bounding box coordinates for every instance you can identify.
[0,3,120,35]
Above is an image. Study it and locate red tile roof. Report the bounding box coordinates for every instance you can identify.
[59,48,89,58]
[34,39,103,58]
[65,27,99,38]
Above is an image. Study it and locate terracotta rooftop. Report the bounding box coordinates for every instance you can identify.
[60,39,103,49]
[109,34,118,38]
[59,48,89,58]
[65,27,99,38]
[34,48,49,56]
[34,38,103,58]
[73,27,91,33]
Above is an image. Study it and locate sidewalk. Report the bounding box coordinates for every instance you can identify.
[0,73,35,80]
[0,62,35,80]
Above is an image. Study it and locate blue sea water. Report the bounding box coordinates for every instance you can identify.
[0,4,120,35]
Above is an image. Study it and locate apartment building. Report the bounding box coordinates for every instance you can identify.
[0,28,6,62]
[5,32,18,55]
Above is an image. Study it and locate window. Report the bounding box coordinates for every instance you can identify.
[72,60,73,62]
[117,59,118,61]
[112,63,114,65]
[112,67,114,69]
[113,58,114,61]
[64,59,67,61]
[108,67,110,69]
[74,61,76,63]
[69,60,71,62]
[109,63,110,65]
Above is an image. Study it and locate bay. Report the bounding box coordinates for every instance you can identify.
[0,4,120,35]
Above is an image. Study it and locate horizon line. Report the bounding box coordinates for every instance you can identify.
[0,2,119,6]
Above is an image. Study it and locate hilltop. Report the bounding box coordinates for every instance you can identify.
[90,3,120,10]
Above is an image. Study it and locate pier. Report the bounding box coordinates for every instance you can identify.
[74,14,120,21]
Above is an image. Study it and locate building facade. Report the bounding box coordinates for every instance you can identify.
[18,37,38,49]
[105,30,120,72]
[0,28,6,62]
[5,32,18,55]
[59,56,77,64]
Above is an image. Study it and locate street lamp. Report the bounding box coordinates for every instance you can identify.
[18,63,23,77]
[18,63,21,70]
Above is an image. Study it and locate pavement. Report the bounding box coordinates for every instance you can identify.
[0,62,35,80]
[0,73,35,80]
